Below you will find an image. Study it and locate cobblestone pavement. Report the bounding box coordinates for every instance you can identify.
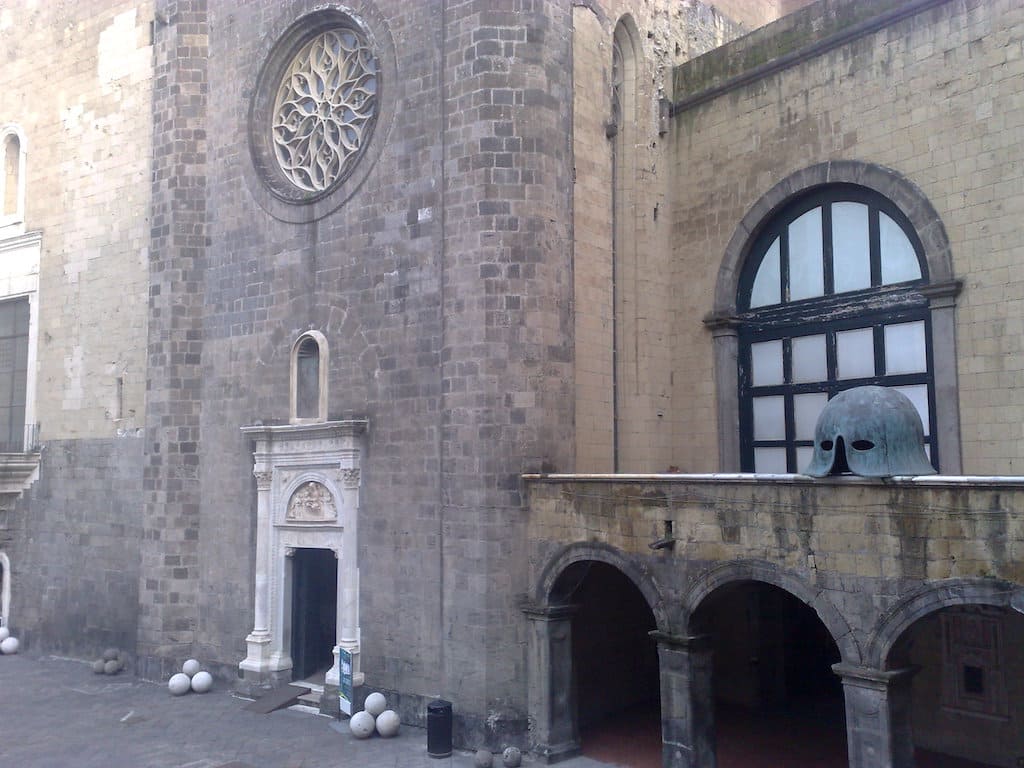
[0,655,614,768]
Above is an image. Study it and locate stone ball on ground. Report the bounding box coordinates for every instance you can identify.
[502,747,522,768]
[0,626,9,642]
[168,672,191,696]
[93,659,106,674]
[364,691,387,717]
[0,636,19,655]
[182,658,201,677]
[102,647,119,661]
[349,710,375,739]
[474,749,494,768]
[103,659,121,675]
[375,709,400,737]
[190,670,213,693]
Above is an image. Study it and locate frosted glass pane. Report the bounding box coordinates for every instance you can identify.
[751,339,784,386]
[879,212,921,284]
[894,384,930,434]
[796,445,815,474]
[792,334,827,383]
[884,321,927,374]
[754,447,788,474]
[836,328,875,379]
[794,393,828,440]
[788,207,824,300]
[753,396,786,440]
[750,238,781,308]
[832,202,871,293]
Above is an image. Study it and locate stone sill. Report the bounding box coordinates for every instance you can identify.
[522,473,1024,489]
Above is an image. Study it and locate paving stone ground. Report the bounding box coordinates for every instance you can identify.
[0,655,614,768]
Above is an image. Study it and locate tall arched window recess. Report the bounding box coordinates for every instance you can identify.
[736,184,941,474]
[0,126,27,229]
[290,331,328,423]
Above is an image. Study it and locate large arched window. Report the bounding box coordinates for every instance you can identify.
[736,184,937,473]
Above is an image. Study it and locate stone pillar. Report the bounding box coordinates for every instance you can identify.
[833,664,917,768]
[651,632,715,768]
[240,468,274,677]
[704,316,741,471]
[525,604,580,763]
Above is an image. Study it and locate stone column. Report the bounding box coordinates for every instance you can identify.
[336,467,361,686]
[704,316,741,471]
[240,467,274,677]
[524,604,580,763]
[833,664,917,768]
[651,632,715,768]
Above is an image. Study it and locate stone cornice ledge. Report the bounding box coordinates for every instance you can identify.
[671,0,954,116]
[241,419,369,442]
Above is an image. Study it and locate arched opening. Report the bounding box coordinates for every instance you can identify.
[3,134,19,218]
[553,560,661,768]
[290,331,328,423]
[692,580,847,767]
[887,604,1024,767]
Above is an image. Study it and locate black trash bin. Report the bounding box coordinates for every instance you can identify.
[426,699,453,758]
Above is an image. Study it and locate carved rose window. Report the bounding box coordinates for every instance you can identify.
[271,27,378,193]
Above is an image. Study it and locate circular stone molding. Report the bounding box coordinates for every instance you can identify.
[247,2,396,223]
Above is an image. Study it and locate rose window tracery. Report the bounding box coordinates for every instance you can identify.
[271,27,378,193]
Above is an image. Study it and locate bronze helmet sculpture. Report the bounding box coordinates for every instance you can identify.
[803,385,936,478]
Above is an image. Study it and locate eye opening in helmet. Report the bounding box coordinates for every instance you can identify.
[821,440,833,451]
[851,440,875,451]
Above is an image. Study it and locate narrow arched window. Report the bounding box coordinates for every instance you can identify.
[737,184,937,473]
[0,127,26,227]
[290,331,328,423]
[3,135,19,217]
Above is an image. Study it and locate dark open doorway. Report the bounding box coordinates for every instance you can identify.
[290,548,337,682]
[559,561,660,767]
[695,581,847,768]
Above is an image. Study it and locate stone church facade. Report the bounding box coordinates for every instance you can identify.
[0,0,1022,766]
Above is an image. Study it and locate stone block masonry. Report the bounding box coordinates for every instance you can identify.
[137,0,208,680]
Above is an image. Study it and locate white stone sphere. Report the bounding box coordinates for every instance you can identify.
[502,747,522,768]
[375,709,400,737]
[93,659,107,674]
[364,691,387,717]
[349,710,375,739]
[182,658,201,677]
[0,626,9,642]
[0,636,19,655]
[474,749,494,768]
[168,672,191,696]
[103,659,121,675]
[102,647,120,662]
[190,670,213,693]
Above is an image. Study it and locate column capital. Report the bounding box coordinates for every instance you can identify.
[832,663,919,689]
[649,631,712,652]
[520,600,579,620]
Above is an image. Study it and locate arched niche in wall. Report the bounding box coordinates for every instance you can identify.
[290,331,328,423]
[0,125,26,231]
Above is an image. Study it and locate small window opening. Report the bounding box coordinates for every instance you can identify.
[851,440,875,451]
[3,135,19,218]
[296,338,319,419]
[963,665,984,696]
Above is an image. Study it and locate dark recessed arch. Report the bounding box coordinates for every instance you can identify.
[867,577,1021,669]
[681,558,862,665]
[534,541,670,632]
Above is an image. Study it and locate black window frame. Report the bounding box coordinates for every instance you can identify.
[736,185,938,473]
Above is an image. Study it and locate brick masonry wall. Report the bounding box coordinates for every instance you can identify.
[136,0,208,679]
[0,2,152,657]
[0,2,151,441]
[571,1,744,473]
[668,0,1024,474]
[440,0,574,741]
[0,439,144,659]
